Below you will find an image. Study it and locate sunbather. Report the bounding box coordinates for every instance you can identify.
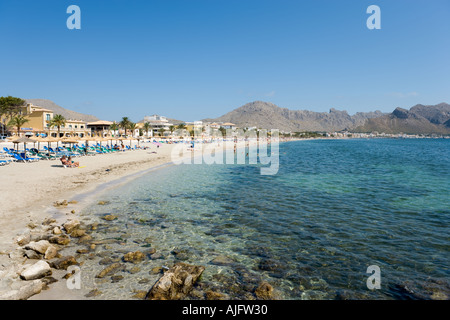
[60,155,79,168]
[67,156,79,167]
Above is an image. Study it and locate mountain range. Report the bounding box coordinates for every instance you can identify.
[25,98,450,134]
[204,101,450,134]
[353,103,450,134]
[25,99,99,123]
[203,101,386,132]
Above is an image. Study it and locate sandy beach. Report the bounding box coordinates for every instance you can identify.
[0,139,263,299]
[0,142,175,247]
[0,141,183,298]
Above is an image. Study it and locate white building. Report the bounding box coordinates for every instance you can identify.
[141,115,173,137]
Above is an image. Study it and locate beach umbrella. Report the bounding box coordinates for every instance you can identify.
[61,137,80,150]
[33,136,47,150]
[40,136,59,151]
[101,136,112,147]
[12,136,36,152]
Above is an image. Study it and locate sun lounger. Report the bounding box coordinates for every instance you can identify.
[12,153,39,162]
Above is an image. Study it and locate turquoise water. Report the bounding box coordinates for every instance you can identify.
[77,139,450,300]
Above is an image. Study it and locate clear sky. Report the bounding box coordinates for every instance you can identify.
[1,0,449,122]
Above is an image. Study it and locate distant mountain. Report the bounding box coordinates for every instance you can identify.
[203,101,385,132]
[353,103,450,134]
[25,99,100,122]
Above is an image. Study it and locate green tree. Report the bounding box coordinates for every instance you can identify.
[119,117,130,136]
[159,127,166,137]
[110,122,119,136]
[0,96,26,135]
[48,114,66,138]
[143,122,151,137]
[169,125,175,136]
[8,115,29,136]
[177,123,186,130]
[129,122,137,136]
[218,126,226,137]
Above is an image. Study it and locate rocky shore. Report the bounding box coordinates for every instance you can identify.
[0,199,277,300]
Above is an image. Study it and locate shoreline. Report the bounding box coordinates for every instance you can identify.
[0,142,179,299]
[0,139,275,299]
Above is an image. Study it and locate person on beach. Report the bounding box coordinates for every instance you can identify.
[60,155,67,166]
[67,156,79,167]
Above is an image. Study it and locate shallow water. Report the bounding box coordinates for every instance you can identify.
[72,139,450,300]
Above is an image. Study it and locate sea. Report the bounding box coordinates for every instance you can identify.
[71,138,450,300]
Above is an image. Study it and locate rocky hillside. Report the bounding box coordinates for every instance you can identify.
[25,99,99,122]
[203,101,385,132]
[353,103,450,134]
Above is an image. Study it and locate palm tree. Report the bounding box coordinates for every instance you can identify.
[143,122,151,137]
[169,125,175,137]
[159,127,166,137]
[8,115,29,136]
[177,123,186,130]
[110,122,119,136]
[119,117,130,136]
[129,122,137,137]
[48,114,66,138]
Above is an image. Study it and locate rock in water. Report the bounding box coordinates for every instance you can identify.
[255,281,274,300]
[49,234,70,245]
[63,219,80,233]
[96,263,124,278]
[146,262,205,300]
[20,261,52,280]
[50,256,78,270]
[123,251,145,264]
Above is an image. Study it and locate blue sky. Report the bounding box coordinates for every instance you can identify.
[1,0,449,122]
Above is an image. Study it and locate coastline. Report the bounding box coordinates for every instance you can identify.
[0,142,179,299]
[0,138,273,299]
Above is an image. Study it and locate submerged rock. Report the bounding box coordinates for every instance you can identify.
[85,289,102,297]
[146,262,205,300]
[50,256,78,270]
[206,290,227,300]
[49,234,70,246]
[102,214,118,221]
[210,255,235,266]
[96,263,125,278]
[123,251,145,264]
[111,275,124,282]
[132,290,147,299]
[70,229,86,238]
[63,219,80,234]
[254,281,274,300]
[78,235,93,244]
